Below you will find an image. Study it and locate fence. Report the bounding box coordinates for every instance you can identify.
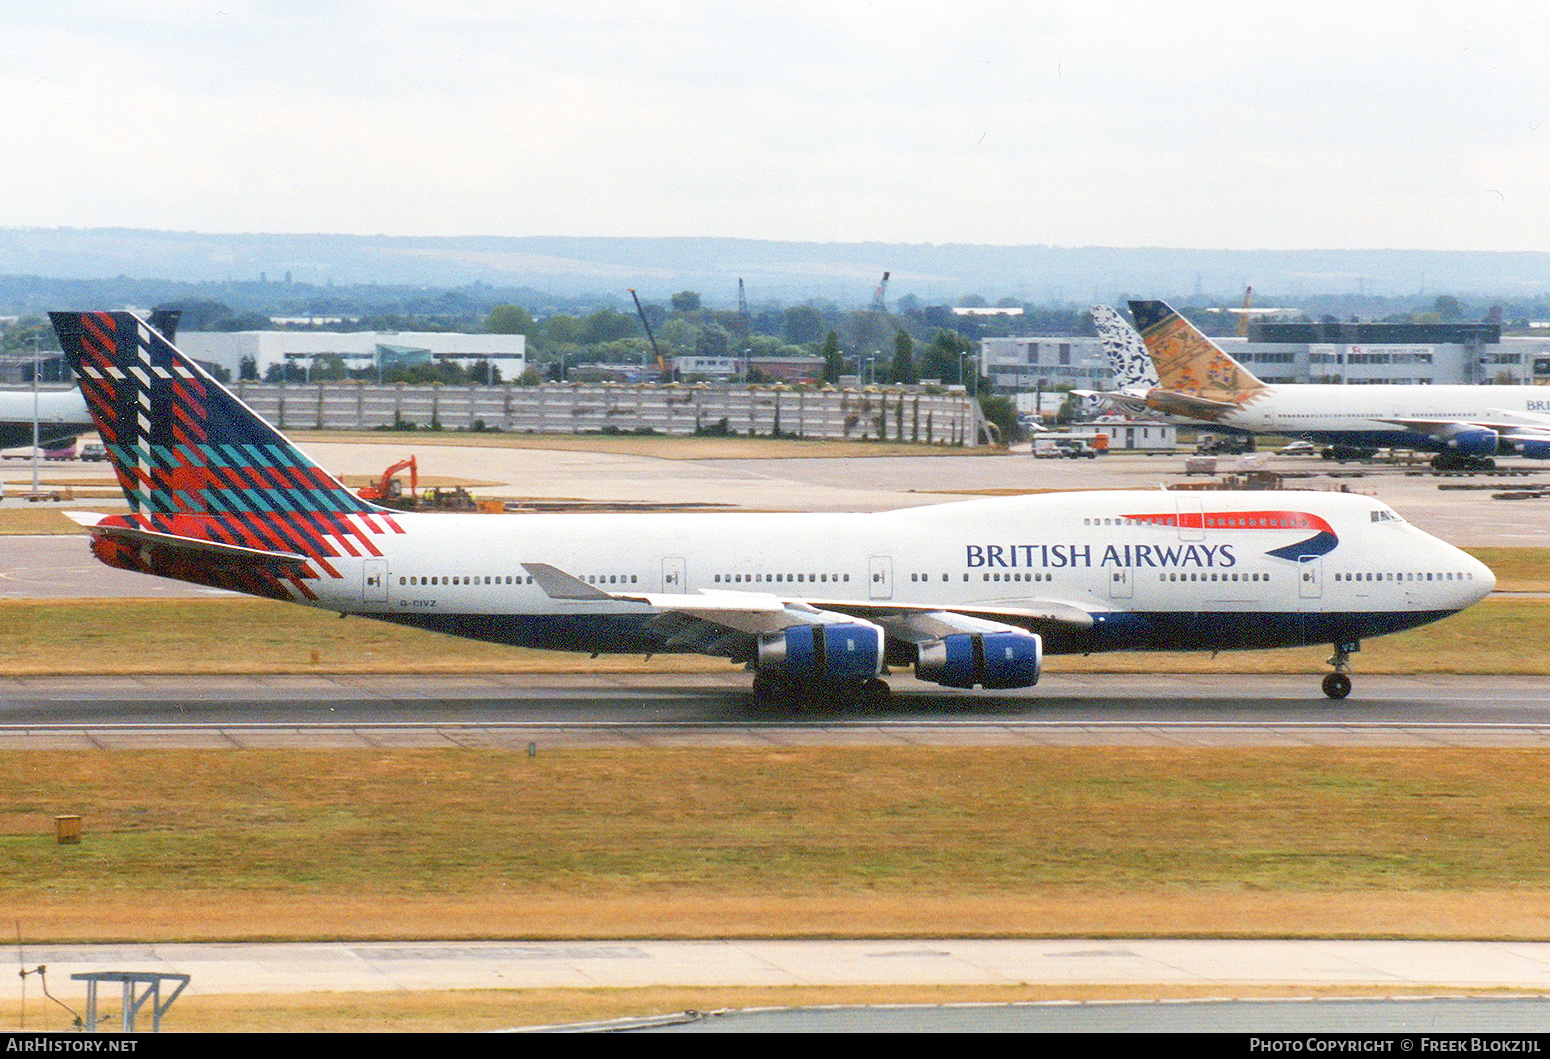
[231,381,983,445]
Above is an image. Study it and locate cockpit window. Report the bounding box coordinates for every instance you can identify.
[1370,509,1403,523]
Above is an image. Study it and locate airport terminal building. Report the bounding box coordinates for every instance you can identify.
[1223,321,1550,386]
[983,323,1550,392]
[978,337,1110,392]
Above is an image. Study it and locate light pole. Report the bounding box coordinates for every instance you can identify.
[31,336,41,496]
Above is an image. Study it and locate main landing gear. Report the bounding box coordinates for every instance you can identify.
[1322,641,1358,700]
[1431,452,1496,472]
[751,674,892,711]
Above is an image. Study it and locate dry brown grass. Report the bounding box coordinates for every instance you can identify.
[1467,547,1550,592]
[9,748,1550,944]
[0,509,92,535]
[0,595,1545,675]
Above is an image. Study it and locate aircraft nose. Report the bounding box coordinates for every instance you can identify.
[1466,551,1496,601]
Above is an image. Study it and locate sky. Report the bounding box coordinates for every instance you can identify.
[3,1,1550,251]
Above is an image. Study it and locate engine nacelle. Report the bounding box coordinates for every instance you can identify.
[915,630,1042,690]
[757,621,884,683]
[1445,427,1499,457]
[1513,437,1550,459]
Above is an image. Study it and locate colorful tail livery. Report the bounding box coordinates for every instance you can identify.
[50,311,402,601]
[1128,300,1267,407]
[1089,305,1159,391]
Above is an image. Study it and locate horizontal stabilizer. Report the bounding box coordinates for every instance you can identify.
[90,523,309,566]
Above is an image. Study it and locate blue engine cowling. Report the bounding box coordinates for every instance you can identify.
[1513,437,1550,459]
[1446,428,1499,457]
[757,621,884,683]
[915,630,1042,690]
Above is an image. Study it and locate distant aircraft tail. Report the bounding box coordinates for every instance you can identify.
[1128,300,1266,404]
[1089,305,1159,391]
[49,311,399,601]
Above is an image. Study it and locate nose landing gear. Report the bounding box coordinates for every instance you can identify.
[1322,641,1358,699]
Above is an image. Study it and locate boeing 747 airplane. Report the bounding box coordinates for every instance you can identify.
[50,311,1495,701]
[1100,301,1550,469]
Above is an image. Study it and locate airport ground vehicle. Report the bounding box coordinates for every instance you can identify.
[79,442,107,461]
[1194,433,1255,456]
[51,311,1496,703]
[1033,435,1102,458]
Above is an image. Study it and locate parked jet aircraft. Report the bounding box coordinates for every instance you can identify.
[1107,300,1550,469]
[51,311,1495,701]
[0,310,178,450]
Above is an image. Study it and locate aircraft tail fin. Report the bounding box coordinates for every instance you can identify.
[50,311,376,518]
[1128,300,1266,402]
[1089,305,1159,391]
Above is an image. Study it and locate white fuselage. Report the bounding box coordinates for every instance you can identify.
[288,490,1492,656]
[1219,384,1550,441]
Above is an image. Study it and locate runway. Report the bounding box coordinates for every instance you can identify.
[4,672,1550,748]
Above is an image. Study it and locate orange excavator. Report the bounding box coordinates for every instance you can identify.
[355,456,492,512]
[357,456,418,505]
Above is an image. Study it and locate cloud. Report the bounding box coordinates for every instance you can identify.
[2,2,1548,250]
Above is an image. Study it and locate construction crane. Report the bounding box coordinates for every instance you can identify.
[871,271,891,314]
[628,288,670,381]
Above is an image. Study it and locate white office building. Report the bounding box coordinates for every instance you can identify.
[176,331,526,380]
[979,336,1110,392]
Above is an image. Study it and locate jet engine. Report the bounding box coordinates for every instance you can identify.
[1443,427,1499,457]
[915,630,1043,689]
[757,621,885,683]
[1511,437,1550,459]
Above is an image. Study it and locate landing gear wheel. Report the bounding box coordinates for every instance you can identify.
[1323,641,1358,700]
[861,678,892,710]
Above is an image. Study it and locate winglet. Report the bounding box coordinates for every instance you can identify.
[521,562,615,601]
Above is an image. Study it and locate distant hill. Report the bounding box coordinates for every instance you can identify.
[2,227,1549,306]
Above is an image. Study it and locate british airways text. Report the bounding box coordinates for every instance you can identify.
[966,543,1237,569]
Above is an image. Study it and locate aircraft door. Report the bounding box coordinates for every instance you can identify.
[868,556,893,600]
[662,556,686,592]
[362,559,389,603]
[1107,566,1134,600]
[1175,494,1205,541]
[1298,556,1323,601]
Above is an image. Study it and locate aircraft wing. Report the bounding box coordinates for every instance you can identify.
[522,562,1095,653]
[1383,411,1550,435]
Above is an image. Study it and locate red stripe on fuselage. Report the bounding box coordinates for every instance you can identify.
[1121,510,1336,534]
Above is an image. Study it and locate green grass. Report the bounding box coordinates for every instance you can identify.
[9,747,1550,944]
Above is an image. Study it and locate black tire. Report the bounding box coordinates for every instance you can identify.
[861,678,892,710]
[1322,672,1352,700]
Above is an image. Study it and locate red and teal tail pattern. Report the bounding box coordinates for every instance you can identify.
[50,311,404,601]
